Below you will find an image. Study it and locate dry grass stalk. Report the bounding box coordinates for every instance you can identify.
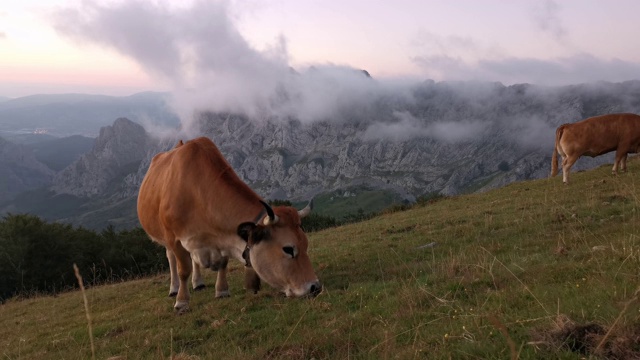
[488,314,518,360]
[73,263,95,360]
[480,247,550,315]
[594,286,640,355]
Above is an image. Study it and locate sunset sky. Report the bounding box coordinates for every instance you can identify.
[2,0,640,98]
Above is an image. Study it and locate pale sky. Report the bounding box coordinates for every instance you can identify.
[2,0,640,98]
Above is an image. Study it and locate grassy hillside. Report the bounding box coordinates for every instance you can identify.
[2,161,640,359]
[310,185,407,220]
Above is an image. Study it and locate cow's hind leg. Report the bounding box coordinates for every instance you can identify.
[172,242,192,312]
[621,154,628,173]
[562,154,579,184]
[191,259,206,291]
[611,152,627,175]
[214,256,230,298]
[166,249,179,297]
[613,150,626,175]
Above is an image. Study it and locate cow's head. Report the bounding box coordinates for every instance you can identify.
[237,200,321,297]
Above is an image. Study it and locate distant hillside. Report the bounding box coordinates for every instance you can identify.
[0,92,179,137]
[0,119,149,229]
[0,132,57,145]
[0,137,54,203]
[1,161,639,359]
[30,135,95,171]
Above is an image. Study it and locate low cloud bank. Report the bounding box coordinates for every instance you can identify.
[51,1,401,135]
[50,1,640,150]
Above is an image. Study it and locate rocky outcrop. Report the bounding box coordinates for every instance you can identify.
[22,80,639,230]
[52,118,151,197]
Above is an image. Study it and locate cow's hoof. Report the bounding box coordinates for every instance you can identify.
[193,284,206,291]
[168,291,178,297]
[175,307,190,315]
[174,301,190,313]
[215,290,230,298]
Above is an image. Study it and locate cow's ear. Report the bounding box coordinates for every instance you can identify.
[237,222,256,242]
[251,226,270,245]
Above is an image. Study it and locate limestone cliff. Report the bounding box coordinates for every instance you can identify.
[52,118,150,197]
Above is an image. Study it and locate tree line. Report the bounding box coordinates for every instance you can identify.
[0,211,340,301]
[0,214,166,301]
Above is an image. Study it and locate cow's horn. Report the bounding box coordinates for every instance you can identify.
[260,200,279,225]
[298,198,314,218]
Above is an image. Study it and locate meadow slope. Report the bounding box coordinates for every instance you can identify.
[2,160,640,359]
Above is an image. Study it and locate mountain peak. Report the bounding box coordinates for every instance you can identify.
[112,117,141,128]
[52,118,151,198]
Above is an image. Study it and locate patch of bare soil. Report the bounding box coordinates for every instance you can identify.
[531,315,640,359]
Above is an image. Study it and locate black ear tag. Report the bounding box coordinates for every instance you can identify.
[242,247,252,267]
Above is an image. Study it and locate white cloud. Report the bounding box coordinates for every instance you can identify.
[531,0,567,41]
[413,53,640,86]
[50,0,401,135]
[49,0,640,147]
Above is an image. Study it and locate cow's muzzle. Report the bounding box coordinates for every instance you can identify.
[309,281,322,298]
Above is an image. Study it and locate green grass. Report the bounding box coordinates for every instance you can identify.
[3,161,640,359]
[311,185,406,219]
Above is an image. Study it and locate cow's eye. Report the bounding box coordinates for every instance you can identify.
[283,246,295,258]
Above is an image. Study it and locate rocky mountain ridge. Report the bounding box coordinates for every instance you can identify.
[52,118,151,198]
[184,80,633,201]
[4,80,639,229]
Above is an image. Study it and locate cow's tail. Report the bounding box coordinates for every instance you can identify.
[550,125,564,177]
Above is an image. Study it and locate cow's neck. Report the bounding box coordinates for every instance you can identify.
[205,172,265,234]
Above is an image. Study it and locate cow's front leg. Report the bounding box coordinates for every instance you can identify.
[173,243,192,311]
[166,248,179,297]
[621,154,628,172]
[214,256,230,298]
[244,267,261,294]
[191,259,205,291]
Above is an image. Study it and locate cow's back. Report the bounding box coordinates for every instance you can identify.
[137,137,247,245]
[561,113,640,156]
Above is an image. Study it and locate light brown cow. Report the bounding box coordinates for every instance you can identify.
[551,113,640,184]
[137,137,321,311]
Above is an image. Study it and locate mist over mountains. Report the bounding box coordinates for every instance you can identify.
[1,79,638,230]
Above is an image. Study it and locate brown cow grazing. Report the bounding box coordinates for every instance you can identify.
[137,137,321,311]
[551,113,640,184]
